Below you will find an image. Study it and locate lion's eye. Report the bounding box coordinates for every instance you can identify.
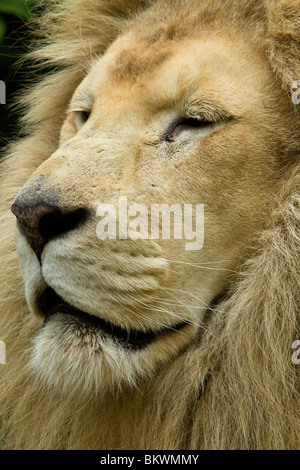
[74,110,91,131]
[166,118,221,142]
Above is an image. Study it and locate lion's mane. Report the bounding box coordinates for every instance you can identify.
[0,0,299,449]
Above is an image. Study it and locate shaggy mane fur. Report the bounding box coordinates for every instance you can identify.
[0,0,299,449]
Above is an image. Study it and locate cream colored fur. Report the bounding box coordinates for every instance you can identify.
[0,0,299,450]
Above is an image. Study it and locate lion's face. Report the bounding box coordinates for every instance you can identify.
[12,30,284,394]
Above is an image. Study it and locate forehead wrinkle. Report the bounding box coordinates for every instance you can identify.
[137,35,255,117]
[109,42,172,82]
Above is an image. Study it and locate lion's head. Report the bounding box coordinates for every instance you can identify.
[0,0,299,450]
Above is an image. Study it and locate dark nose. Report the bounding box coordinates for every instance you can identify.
[11,201,88,260]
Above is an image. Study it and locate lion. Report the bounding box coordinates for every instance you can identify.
[0,0,299,450]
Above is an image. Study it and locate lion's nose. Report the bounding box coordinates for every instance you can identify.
[11,200,88,260]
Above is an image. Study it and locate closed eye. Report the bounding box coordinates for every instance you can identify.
[166,117,223,142]
[74,110,91,131]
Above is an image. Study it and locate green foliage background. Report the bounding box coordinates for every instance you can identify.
[0,0,37,149]
[0,0,36,43]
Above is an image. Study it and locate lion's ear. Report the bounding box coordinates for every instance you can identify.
[265,0,300,98]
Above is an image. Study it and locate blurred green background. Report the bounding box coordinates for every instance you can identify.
[0,0,37,150]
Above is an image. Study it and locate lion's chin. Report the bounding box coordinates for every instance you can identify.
[29,296,194,396]
[29,318,152,396]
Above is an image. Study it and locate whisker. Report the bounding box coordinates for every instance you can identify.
[94,287,194,339]
[161,286,227,315]
[127,294,217,338]
[165,258,237,274]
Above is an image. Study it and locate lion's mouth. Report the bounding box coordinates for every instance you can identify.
[37,287,188,349]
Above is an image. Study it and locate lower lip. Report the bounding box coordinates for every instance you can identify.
[43,308,188,350]
[38,287,188,349]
